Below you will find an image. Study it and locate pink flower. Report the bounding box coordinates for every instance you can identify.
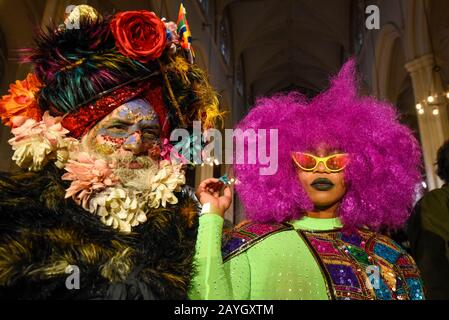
[62,152,120,209]
[160,138,189,164]
[8,111,75,171]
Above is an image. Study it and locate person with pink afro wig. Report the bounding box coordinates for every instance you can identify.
[234,59,422,230]
[189,59,426,300]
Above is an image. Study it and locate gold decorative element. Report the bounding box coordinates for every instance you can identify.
[64,5,101,26]
[95,142,115,156]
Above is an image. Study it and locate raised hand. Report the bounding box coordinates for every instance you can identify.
[196,178,232,217]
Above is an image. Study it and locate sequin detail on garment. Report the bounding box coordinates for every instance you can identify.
[221,222,293,262]
[300,228,425,300]
[61,80,167,139]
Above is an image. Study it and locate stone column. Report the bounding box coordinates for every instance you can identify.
[405,54,449,190]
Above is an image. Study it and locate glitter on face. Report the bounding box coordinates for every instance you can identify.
[82,98,161,162]
[118,99,158,123]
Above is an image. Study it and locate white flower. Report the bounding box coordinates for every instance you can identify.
[88,188,147,233]
[84,160,186,232]
[146,160,186,208]
[8,112,78,171]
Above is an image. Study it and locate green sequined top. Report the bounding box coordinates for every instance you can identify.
[189,213,425,300]
[188,214,342,300]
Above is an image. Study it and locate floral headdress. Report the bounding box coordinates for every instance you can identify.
[1,4,222,166]
[0,4,222,232]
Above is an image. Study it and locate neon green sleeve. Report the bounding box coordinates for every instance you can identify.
[188,214,250,300]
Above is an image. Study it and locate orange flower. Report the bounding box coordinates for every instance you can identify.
[0,73,43,127]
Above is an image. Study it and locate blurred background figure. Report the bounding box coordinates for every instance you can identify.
[409,139,449,300]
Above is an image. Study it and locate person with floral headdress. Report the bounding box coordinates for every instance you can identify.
[190,60,425,300]
[0,5,222,299]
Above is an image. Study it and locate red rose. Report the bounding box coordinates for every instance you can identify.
[110,10,167,63]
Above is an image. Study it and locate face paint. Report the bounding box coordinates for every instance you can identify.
[81,98,161,165]
[92,134,126,155]
[94,141,115,156]
[117,101,158,123]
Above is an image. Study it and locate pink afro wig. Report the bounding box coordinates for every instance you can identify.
[233,59,423,231]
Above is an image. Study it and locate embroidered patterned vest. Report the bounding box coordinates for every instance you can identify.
[221,222,425,300]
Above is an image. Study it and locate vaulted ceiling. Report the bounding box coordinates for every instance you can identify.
[430,0,449,85]
[218,0,352,100]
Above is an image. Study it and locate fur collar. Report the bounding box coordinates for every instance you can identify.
[0,166,199,299]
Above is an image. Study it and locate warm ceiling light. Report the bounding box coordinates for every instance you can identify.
[433,108,439,115]
[416,103,422,110]
[418,109,424,115]
[428,95,435,103]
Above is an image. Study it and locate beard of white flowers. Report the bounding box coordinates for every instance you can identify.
[84,154,186,233]
[146,160,186,208]
[89,188,147,233]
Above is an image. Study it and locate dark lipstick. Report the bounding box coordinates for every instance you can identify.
[311,178,334,191]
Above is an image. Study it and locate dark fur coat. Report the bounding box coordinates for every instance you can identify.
[0,165,200,300]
